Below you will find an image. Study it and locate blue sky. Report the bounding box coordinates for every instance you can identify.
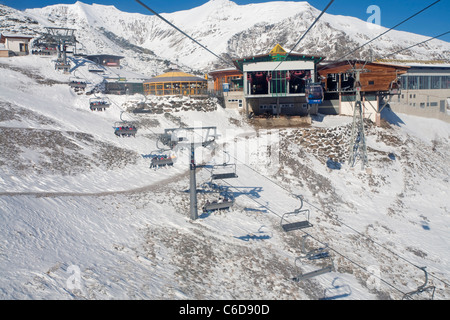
[2,0,449,42]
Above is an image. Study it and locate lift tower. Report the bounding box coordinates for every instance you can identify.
[347,68,369,170]
[159,126,218,220]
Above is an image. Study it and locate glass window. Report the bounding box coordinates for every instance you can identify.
[431,76,441,89]
[418,76,430,90]
[443,76,450,89]
[401,76,407,90]
[408,76,418,90]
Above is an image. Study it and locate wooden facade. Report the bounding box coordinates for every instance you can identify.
[318,61,410,94]
[209,68,243,92]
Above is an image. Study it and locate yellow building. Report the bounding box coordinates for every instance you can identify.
[144,69,207,96]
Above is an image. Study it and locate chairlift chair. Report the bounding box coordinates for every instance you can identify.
[69,77,87,90]
[280,195,313,232]
[88,64,104,73]
[203,197,234,213]
[211,163,238,180]
[293,255,334,282]
[150,153,175,168]
[114,121,137,137]
[210,151,238,180]
[292,234,333,282]
[89,97,110,111]
[402,267,436,300]
[305,83,324,104]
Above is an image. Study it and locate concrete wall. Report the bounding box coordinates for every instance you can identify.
[389,88,450,123]
[247,96,318,116]
[222,91,245,110]
[5,38,30,55]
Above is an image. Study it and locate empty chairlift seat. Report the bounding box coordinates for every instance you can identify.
[88,64,104,73]
[211,163,238,180]
[305,84,324,104]
[280,195,312,232]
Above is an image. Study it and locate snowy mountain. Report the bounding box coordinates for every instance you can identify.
[2,0,450,74]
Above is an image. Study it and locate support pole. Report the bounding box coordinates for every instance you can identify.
[347,69,368,170]
[189,143,198,220]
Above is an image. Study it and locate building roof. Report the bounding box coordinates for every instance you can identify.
[209,67,243,76]
[318,60,410,73]
[233,44,326,71]
[0,34,33,43]
[145,70,206,83]
[86,54,125,60]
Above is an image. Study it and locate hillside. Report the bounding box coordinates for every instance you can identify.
[1,1,450,74]
[0,52,449,300]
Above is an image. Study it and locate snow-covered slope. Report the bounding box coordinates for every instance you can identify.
[2,0,449,73]
[0,52,449,300]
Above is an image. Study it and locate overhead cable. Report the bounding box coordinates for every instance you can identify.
[335,0,441,62]
[376,30,450,61]
[135,0,234,67]
[274,0,335,71]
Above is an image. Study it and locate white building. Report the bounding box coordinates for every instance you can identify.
[0,34,33,57]
[389,63,450,120]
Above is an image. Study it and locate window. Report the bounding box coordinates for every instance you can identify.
[408,76,418,90]
[19,43,28,52]
[368,80,375,85]
[431,76,441,89]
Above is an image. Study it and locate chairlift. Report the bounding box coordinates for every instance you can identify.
[55,61,70,72]
[203,196,234,213]
[89,96,110,111]
[292,235,334,282]
[114,122,137,137]
[305,83,324,104]
[389,78,401,95]
[114,111,137,137]
[69,77,87,90]
[280,195,313,232]
[402,267,436,300]
[210,151,238,180]
[150,153,175,169]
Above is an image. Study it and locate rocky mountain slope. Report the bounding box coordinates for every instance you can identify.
[0,51,449,300]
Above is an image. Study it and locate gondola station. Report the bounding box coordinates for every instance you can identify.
[210,44,325,119]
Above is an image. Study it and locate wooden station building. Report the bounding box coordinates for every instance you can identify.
[317,60,410,124]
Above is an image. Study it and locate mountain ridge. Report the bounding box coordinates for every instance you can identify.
[1,1,449,73]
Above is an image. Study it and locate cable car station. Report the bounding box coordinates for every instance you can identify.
[231,44,325,119]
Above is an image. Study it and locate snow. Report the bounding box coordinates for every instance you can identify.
[0,53,449,300]
[15,0,450,72]
[0,1,450,301]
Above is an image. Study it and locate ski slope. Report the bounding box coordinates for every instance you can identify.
[0,54,449,300]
